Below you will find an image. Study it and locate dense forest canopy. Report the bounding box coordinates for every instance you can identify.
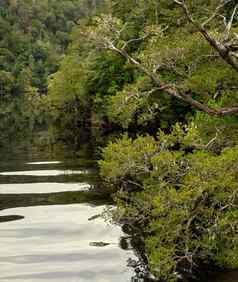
[47,0,238,146]
[0,0,101,144]
[1,0,238,281]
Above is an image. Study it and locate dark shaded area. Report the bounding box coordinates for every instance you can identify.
[0,173,99,185]
[208,270,238,282]
[0,215,24,223]
[0,190,112,211]
[0,137,140,282]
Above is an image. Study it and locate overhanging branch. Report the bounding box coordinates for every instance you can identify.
[174,0,238,72]
[107,41,238,117]
[223,4,238,41]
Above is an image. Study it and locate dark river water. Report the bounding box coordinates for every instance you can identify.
[0,142,138,282]
[0,141,237,282]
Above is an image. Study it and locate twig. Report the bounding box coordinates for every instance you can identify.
[174,0,238,72]
[223,4,238,41]
[202,0,233,28]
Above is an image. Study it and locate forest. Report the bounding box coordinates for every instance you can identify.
[1,0,238,281]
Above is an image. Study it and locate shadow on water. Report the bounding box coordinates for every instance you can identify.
[0,190,112,211]
[0,140,110,211]
[0,173,99,184]
[0,215,24,223]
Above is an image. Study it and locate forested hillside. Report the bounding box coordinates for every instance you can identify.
[0,0,100,145]
[2,0,238,281]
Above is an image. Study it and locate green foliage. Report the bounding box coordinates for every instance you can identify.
[194,112,238,151]
[146,147,238,280]
[46,0,238,280]
[107,76,152,128]
[99,123,201,183]
[0,0,93,95]
[0,0,102,145]
[2,1,238,280]
[0,70,15,98]
[99,124,238,281]
[99,134,158,184]
[47,22,135,135]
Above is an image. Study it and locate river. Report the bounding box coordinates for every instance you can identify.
[0,140,237,282]
[0,141,139,282]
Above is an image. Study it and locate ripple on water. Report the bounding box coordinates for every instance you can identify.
[0,183,90,194]
[26,161,62,165]
[0,170,89,176]
[0,204,135,282]
[0,144,136,282]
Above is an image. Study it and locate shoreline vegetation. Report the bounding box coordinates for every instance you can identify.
[1,0,238,281]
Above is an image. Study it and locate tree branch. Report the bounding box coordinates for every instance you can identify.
[202,0,233,28]
[122,34,150,51]
[107,41,238,117]
[174,0,238,72]
[223,4,238,41]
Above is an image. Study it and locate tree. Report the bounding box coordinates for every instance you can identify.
[88,1,238,117]
[0,0,100,145]
[99,124,238,281]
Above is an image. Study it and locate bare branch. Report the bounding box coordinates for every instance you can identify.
[153,63,187,78]
[122,25,168,51]
[204,132,218,149]
[174,0,238,72]
[218,14,227,27]
[174,0,195,25]
[107,41,238,117]
[96,8,238,117]
[122,34,150,51]
[202,0,233,28]
[223,4,238,41]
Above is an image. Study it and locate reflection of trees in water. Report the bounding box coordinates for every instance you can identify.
[128,256,155,282]
[0,191,109,211]
[0,215,24,223]
[120,224,156,282]
[119,230,208,282]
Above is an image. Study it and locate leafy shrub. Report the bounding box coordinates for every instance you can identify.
[99,125,238,281]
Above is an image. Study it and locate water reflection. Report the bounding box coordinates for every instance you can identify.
[0,204,134,282]
[0,215,24,223]
[0,183,90,194]
[0,169,89,176]
[26,161,62,165]
[0,142,137,282]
